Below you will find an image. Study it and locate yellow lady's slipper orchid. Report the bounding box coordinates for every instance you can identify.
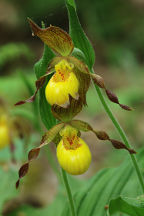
[15,19,90,110]
[0,115,10,149]
[57,126,91,175]
[45,59,79,105]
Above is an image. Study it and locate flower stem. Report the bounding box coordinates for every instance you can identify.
[61,168,77,216]
[93,83,144,193]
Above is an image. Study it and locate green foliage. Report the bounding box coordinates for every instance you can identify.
[6,192,65,216]
[0,168,18,215]
[66,0,76,9]
[66,0,95,69]
[19,0,64,18]
[77,0,144,65]
[109,196,144,216]
[80,0,144,45]
[6,175,85,216]
[7,148,144,216]
[0,72,35,102]
[65,1,144,216]
[34,45,56,130]
[2,1,142,215]
[61,149,144,216]
[106,45,139,70]
[72,48,86,63]
[0,43,33,68]
[0,139,37,215]
[79,0,135,40]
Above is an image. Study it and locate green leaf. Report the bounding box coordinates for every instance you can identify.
[61,148,144,216]
[71,48,86,63]
[109,196,144,216]
[66,0,95,69]
[34,45,56,129]
[66,0,76,9]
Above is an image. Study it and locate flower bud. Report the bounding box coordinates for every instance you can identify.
[57,126,91,175]
[45,60,79,106]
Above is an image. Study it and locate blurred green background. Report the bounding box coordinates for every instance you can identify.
[0,0,144,215]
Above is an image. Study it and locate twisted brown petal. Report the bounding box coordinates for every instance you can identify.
[70,119,136,154]
[92,73,132,111]
[15,68,54,106]
[16,123,64,188]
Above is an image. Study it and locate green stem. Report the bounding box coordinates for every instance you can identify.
[94,83,144,193]
[61,168,77,216]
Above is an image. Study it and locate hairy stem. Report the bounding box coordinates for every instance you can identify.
[93,81,144,193]
[61,168,77,216]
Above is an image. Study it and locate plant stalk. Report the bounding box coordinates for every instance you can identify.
[61,168,77,216]
[93,81,144,193]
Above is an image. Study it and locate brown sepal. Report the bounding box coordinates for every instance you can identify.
[52,95,83,122]
[68,56,91,106]
[28,18,74,56]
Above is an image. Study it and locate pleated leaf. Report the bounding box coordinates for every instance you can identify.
[61,149,144,216]
[109,196,144,216]
[5,149,144,216]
